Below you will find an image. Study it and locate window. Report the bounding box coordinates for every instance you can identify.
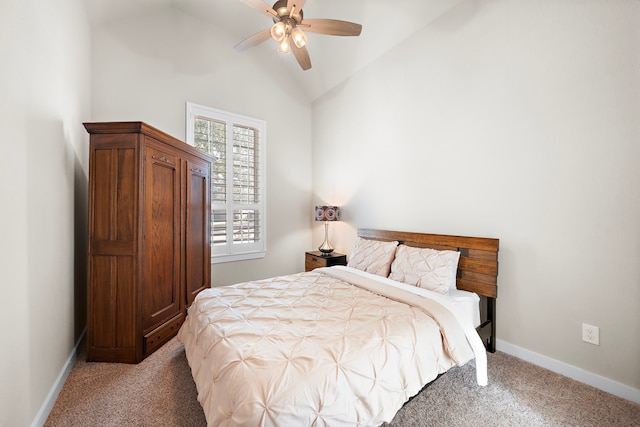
[186,102,266,263]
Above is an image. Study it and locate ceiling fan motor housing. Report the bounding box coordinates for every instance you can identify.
[272,0,303,23]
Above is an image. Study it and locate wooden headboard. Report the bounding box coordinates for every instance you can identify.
[358,228,499,298]
[357,228,500,351]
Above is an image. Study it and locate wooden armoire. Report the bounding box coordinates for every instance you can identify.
[84,122,213,363]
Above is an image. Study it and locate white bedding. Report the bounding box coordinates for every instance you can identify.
[330,266,487,386]
[334,266,481,328]
[178,266,486,426]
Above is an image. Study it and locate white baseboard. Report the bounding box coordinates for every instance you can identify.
[496,339,640,405]
[31,329,86,427]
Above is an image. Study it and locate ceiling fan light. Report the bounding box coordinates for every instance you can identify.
[278,36,290,53]
[291,27,307,48]
[270,21,286,41]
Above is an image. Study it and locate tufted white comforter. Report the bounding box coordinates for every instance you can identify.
[178,267,479,427]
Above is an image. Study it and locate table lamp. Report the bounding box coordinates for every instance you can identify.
[315,205,341,256]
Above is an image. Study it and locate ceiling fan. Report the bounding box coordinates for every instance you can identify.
[234,0,362,71]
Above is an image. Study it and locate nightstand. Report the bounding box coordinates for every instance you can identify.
[305,251,347,272]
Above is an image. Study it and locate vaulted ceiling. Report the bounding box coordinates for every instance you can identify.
[84,0,460,101]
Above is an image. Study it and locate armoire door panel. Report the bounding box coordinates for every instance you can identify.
[185,158,211,306]
[115,148,137,241]
[114,256,137,349]
[91,149,113,241]
[88,255,136,351]
[142,145,181,331]
[90,142,137,242]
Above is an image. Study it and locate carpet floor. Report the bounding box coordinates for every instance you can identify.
[45,338,640,426]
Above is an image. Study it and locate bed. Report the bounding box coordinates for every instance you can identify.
[178,229,499,426]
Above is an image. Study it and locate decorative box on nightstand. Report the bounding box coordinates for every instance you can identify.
[305,251,347,272]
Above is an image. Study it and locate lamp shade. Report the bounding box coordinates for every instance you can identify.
[315,206,341,222]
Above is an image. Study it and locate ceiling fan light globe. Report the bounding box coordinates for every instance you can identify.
[278,37,290,53]
[291,27,307,48]
[270,21,286,41]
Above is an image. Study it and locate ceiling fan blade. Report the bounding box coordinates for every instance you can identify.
[291,44,312,70]
[234,29,272,52]
[300,19,362,36]
[239,0,278,19]
[286,0,308,13]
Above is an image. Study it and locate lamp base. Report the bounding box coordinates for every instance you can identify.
[318,247,334,256]
[318,221,334,256]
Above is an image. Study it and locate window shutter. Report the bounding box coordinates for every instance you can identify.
[187,103,266,262]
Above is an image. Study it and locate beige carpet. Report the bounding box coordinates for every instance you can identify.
[45,338,640,426]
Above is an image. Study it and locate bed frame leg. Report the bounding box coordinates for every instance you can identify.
[487,297,496,353]
[476,297,497,353]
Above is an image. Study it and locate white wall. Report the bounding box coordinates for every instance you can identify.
[2,1,636,423]
[0,0,91,425]
[312,0,640,392]
[90,6,313,286]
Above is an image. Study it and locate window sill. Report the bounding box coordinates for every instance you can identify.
[211,251,266,264]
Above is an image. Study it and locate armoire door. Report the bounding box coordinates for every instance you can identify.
[141,143,182,331]
[185,157,211,306]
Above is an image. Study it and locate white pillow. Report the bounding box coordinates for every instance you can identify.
[389,245,461,294]
[347,237,399,277]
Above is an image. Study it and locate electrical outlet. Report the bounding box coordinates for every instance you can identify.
[582,323,599,345]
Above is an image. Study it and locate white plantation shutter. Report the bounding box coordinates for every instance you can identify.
[186,102,266,263]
